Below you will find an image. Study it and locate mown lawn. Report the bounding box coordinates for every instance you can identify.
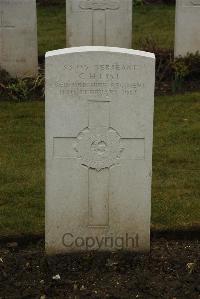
[0,92,199,236]
[133,4,175,50]
[152,92,200,229]
[0,102,44,236]
[37,3,175,56]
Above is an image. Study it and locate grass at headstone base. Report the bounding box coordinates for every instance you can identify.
[0,102,44,236]
[0,92,199,236]
[37,4,175,56]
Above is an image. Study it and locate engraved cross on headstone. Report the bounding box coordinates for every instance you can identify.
[53,98,145,227]
[79,0,120,45]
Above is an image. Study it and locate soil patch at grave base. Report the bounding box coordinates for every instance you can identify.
[0,239,200,299]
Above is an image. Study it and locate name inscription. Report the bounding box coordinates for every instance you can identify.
[47,63,145,98]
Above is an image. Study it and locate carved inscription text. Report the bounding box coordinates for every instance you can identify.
[183,0,200,7]
[79,0,120,10]
[47,63,144,98]
[0,10,15,29]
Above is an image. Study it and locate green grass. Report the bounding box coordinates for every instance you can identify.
[37,4,175,56]
[0,92,199,236]
[37,5,66,55]
[152,92,200,229]
[133,4,175,50]
[0,102,44,236]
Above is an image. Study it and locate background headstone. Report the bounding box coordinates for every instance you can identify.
[45,46,155,254]
[66,0,132,48]
[0,0,38,77]
[175,0,200,57]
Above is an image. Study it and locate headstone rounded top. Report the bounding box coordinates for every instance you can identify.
[46,46,155,60]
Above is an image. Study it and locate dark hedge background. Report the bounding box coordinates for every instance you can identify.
[36,0,175,6]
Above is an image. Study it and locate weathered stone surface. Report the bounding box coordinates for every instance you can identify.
[45,47,155,254]
[0,0,38,77]
[175,0,200,56]
[66,0,132,48]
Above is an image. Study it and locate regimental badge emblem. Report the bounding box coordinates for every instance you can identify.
[74,127,124,171]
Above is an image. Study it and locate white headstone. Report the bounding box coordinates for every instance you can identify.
[175,0,200,56]
[66,0,132,48]
[45,46,155,254]
[0,0,38,77]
